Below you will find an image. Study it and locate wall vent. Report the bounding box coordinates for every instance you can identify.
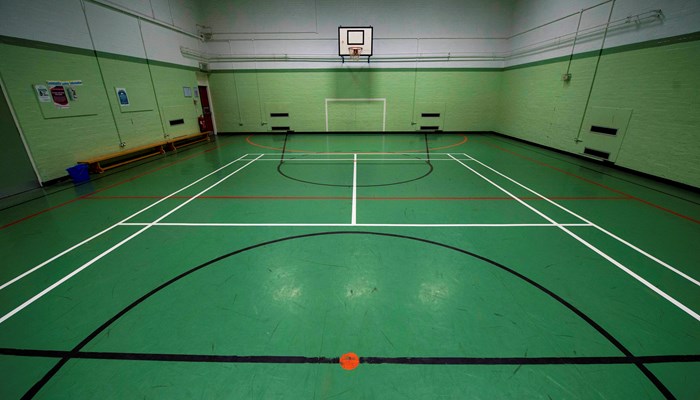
[271,126,290,131]
[270,113,289,118]
[169,118,185,126]
[590,125,618,135]
[583,147,610,160]
[420,126,440,131]
[421,113,441,118]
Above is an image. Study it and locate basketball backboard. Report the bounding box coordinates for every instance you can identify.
[338,26,373,63]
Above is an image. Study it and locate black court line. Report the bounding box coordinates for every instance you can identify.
[20,232,677,399]
[424,132,431,164]
[2,347,699,365]
[276,134,434,187]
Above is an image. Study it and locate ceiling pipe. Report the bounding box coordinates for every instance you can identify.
[181,9,662,65]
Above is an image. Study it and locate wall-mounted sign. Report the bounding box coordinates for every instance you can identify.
[115,87,129,106]
[194,87,199,98]
[67,80,81,102]
[44,80,82,107]
[49,85,69,108]
[34,84,51,102]
[67,86,78,101]
[183,86,192,97]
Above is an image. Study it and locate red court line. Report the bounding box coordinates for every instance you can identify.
[246,134,468,153]
[479,138,700,224]
[84,195,631,201]
[0,143,224,231]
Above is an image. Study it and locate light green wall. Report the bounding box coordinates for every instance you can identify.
[150,64,200,137]
[0,42,118,182]
[0,84,38,196]
[209,69,502,133]
[0,38,200,182]
[96,56,164,148]
[587,40,700,187]
[1,33,698,187]
[497,55,597,152]
[496,36,700,187]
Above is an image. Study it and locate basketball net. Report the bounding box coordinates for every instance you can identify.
[349,47,362,61]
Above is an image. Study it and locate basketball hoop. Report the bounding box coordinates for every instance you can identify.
[339,27,373,63]
[349,47,363,61]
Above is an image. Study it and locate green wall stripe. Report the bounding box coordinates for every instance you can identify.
[502,50,600,71]
[601,30,700,55]
[0,35,95,58]
[210,67,503,73]
[148,59,199,72]
[95,51,148,65]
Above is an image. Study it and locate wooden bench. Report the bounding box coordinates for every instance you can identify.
[79,131,212,173]
[166,131,212,151]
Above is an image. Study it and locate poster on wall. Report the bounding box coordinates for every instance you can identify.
[34,85,51,102]
[67,86,78,101]
[115,87,129,106]
[48,84,69,108]
[43,80,82,106]
[183,86,192,97]
[67,80,82,101]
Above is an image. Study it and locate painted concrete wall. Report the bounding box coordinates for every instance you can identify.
[208,69,502,133]
[0,85,39,197]
[0,0,203,183]
[497,0,700,187]
[497,35,700,187]
[0,38,200,182]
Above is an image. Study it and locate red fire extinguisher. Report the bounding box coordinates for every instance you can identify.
[198,115,206,132]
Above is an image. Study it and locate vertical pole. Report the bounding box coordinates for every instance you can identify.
[574,0,616,143]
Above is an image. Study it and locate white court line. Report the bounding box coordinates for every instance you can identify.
[119,222,593,228]
[351,154,358,224]
[248,158,454,162]
[0,226,151,324]
[451,154,700,322]
[0,153,252,292]
[0,155,263,325]
[461,153,700,288]
[260,152,448,156]
[447,155,557,225]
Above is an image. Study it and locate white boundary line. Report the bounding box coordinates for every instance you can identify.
[447,155,557,225]
[0,153,252,292]
[250,158,456,162]
[461,153,700,288]
[262,153,455,156]
[450,154,700,322]
[325,98,387,132]
[0,154,263,325]
[120,222,593,228]
[352,153,358,225]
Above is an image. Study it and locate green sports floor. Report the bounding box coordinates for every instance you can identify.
[0,133,699,399]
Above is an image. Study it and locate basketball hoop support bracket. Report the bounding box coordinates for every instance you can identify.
[341,55,371,64]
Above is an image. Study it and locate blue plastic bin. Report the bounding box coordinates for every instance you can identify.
[66,164,90,183]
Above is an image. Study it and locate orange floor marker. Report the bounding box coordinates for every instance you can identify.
[339,352,360,370]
